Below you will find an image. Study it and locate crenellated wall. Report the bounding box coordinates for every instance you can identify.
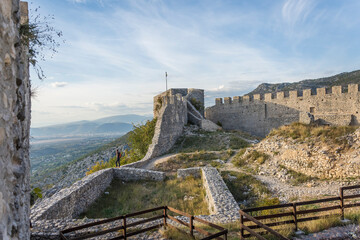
[0,1,31,239]
[206,84,360,136]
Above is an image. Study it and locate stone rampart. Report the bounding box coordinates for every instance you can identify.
[206,84,360,136]
[0,1,31,239]
[30,168,165,222]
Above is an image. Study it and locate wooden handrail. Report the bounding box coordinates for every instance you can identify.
[239,209,289,240]
[61,206,227,240]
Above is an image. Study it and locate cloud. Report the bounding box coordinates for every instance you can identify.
[51,82,68,88]
[282,0,316,27]
[72,0,86,3]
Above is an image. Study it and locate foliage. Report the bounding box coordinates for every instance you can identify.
[279,165,317,185]
[20,7,64,80]
[159,226,197,240]
[221,171,273,209]
[232,150,269,167]
[190,97,204,112]
[30,187,42,206]
[155,150,231,172]
[269,122,357,146]
[79,176,208,218]
[85,119,157,175]
[126,118,157,161]
[155,97,163,112]
[229,136,249,149]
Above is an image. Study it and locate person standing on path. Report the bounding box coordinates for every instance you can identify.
[116,149,122,167]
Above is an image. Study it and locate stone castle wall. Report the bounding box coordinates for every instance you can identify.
[0,1,31,239]
[124,93,188,168]
[206,84,360,136]
[153,88,204,118]
[30,168,165,222]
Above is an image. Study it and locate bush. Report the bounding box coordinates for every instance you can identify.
[86,118,157,175]
[233,149,269,166]
[190,97,203,112]
[127,118,157,161]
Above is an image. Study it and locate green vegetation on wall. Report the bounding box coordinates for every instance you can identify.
[86,118,157,175]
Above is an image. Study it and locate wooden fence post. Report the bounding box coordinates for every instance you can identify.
[240,213,244,240]
[292,203,298,231]
[123,217,127,240]
[340,187,344,220]
[190,215,194,237]
[163,206,167,227]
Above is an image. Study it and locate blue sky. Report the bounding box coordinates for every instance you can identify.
[30,0,360,127]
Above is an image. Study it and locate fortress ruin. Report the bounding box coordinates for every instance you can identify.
[206,84,360,137]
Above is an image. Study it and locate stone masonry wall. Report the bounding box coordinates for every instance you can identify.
[206,84,360,136]
[0,1,31,239]
[30,168,165,222]
[153,88,204,118]
[126,93,188,168]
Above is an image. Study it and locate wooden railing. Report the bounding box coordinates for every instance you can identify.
[240,185,360,239]
[60,206,228,240]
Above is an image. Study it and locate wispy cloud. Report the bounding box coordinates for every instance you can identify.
[30,0,360,126]
[51,82,68,88]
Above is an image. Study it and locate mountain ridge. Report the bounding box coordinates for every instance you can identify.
[247,70,360,95]
[31,114,151,138]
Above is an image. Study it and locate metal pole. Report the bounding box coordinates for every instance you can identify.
[165,72,168,91]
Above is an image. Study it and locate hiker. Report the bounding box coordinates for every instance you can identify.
[116,149,122,167]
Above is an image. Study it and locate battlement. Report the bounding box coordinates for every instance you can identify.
[215,84,360,105]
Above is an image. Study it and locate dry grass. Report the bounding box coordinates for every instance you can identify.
[159,226,197,240]
[79,176,208,219]
[155,150,233,172]
[269,122,357,146]
[232,150,269,167]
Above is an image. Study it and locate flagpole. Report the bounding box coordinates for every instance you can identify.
[165,72,168,91]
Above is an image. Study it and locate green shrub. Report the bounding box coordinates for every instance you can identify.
[190,97,204,112]
[233,150,269,167]
[86,118,157,175]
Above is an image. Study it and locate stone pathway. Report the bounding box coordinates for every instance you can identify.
[294,224,360,240]
[141,153,178,170]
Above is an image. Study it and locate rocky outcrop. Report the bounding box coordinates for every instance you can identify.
[251,128,360,179]
[0,1,31,239]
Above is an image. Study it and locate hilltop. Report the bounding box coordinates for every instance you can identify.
[248,70,360,95]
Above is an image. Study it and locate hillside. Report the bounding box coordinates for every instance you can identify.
[233,123,360,184]
[247,70,360,95]
[31,133,130,197]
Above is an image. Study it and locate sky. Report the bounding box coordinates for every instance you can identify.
[29,0,360,127]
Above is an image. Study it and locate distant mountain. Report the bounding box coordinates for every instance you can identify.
[93,114,151,124]
[247,70,360,95]
[31,114,151,138]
